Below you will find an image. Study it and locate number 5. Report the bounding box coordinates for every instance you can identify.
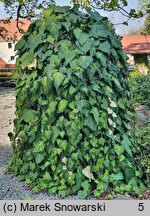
[138,203,144,211]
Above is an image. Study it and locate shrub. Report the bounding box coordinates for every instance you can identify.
[129,66,150,107]
[135,123,150,188]
[8,5,147,198]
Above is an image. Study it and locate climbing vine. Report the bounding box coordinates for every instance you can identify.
[8,5,147,198]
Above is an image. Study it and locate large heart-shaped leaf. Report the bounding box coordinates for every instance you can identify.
[114,145,124,156]
[82,166,95,180]
[99,41,110,54]
[58,99,68,113]
[22,109,38,123]
[78,56,93,69]
[53,72,65,91]
[113,172,124,181]
[91,107,99,125]
[20,51,34,68]
[35,153,44,165]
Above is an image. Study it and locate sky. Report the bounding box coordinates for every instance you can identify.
[0,0,145,35]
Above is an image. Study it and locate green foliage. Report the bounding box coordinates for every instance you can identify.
[129,67,150,107]
[8,5,147,198]
[134,123,150,188]
[2,0,149,28]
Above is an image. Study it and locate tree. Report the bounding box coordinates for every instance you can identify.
[138,0,150,34]
[138,0,150,13]
[1,0,150,24]
[1,0,55,20]
[143,14,150,34]
[126,0,150,35]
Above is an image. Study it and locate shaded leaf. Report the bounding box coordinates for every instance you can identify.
[15,38,26,51]
[125,168,135,183]
[27,34,41,50]
[42,76,53,95]
[20,51,34,68]
[73,28,82,40]
[76,100,86,112]
[35,153,44,165]
[121,135,132,156]
[91,107,99,124]
[78,56,93,69]
[84,114,96,131]
[79,32,89,45]
[99,41,110,54]
[65,50,76,65]
[53,72,66,91]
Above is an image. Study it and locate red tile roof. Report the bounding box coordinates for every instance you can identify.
[122,34,150,54]
[0,57,6,67]
[0,19,30,41]
[0,58,16,68]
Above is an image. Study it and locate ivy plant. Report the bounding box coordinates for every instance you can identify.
[8,5,147,198]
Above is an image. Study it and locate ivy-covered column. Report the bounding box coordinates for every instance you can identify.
[8,5,145,198]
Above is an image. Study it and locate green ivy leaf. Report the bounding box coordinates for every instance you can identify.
[82,166,95,180]
[27,34,41,50]
[20,51,34,68]
[47,22,60,40]
[114,145,124,156]
[78,56,93,69]
[58,99,68,113]
[47,35,55,44]
[53,72,66,91]
[113,172,124,181]
[76,100,86,112]
[78,190,88,199]
[90,24,108,38]
[65,50,76,65]
[124,168,135,183]
[35,153,44,165]
[69,86,76,95]
[41,76,53,95]
[51,127,61,143]
[34,141,45,153]
[15,38,26,51]
[59,140,67,150]
[84,115,96,131]
[91,107,99,125]
[121,135,132,156]
[99,41,110,54]
[73,28,82,40]
[112,77,123,92]
[117,99,125,109]
[47,101,57,116]
[77,180,90,199]
[81,180,90,191]
[50,55,61,66]
[22,109,38,123]
[43,172,51,181]
[96,52,107,67]
[88,11,103,21]
[29,172,37,181]
[79,32,89,45]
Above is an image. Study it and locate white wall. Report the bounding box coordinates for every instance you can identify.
[127,54,134,64]
[0,41,17,64]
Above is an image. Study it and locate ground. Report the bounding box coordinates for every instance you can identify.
[0,86,149,200]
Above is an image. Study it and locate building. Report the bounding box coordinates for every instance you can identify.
[0,19,30,69]
[122,34,150,73]
[0,20,150,74]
